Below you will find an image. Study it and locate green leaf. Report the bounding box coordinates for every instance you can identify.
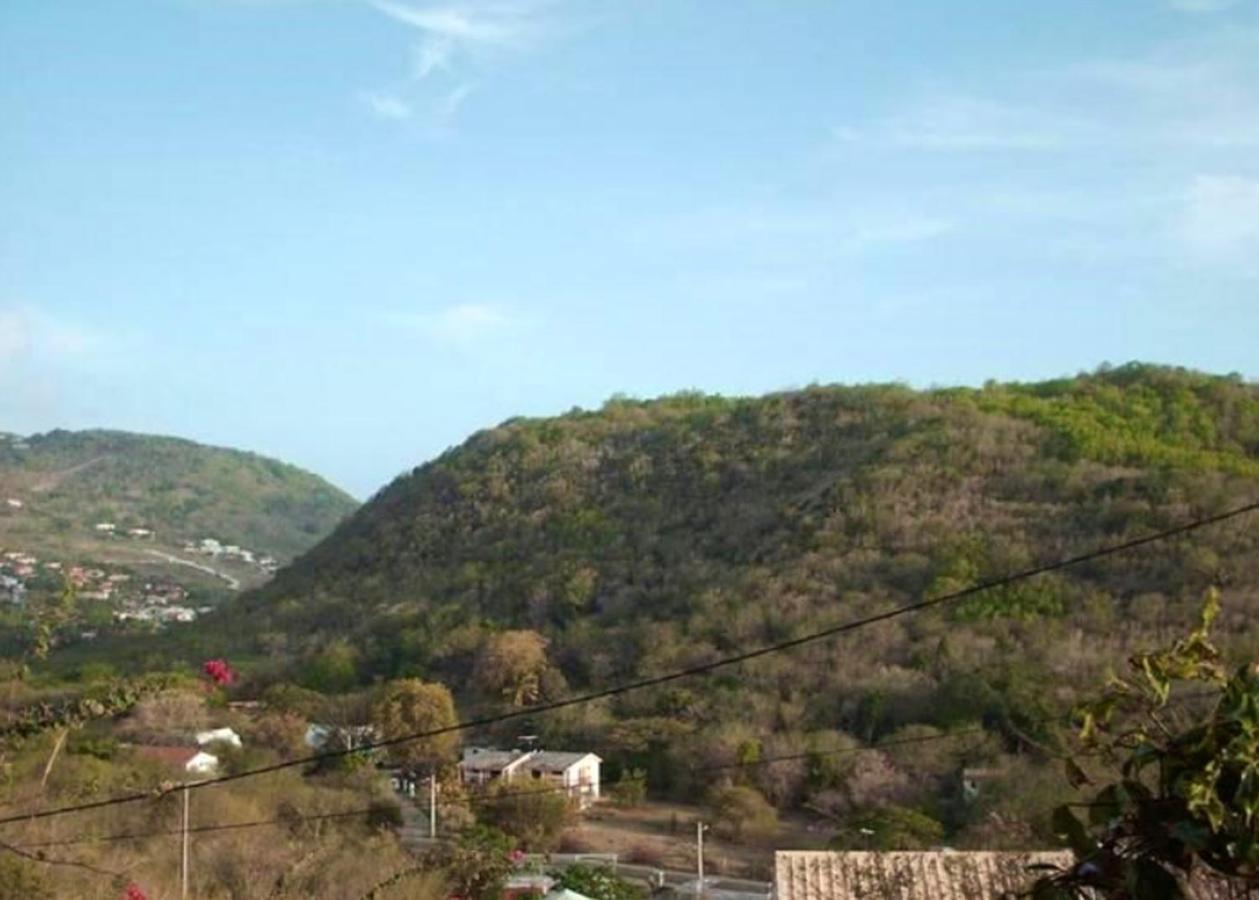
[1051,805,1094,857]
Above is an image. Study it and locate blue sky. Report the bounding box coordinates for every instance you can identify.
[2,0,1257,497]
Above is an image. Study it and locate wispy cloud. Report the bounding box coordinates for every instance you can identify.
[838,30,1259,155]
[360,91,414,120]
[413,34,454,79]
[843,215,956,251]
[1168,0,1237,12]
[0,306,138,422]
[385,303,512,343]
[0,308,109,366]
[369,0,535,48]
[835,96,1083,153]
[359,0,567,128]
[1177,174,1259,266]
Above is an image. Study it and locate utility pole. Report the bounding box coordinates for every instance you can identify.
[696,821,707,897]
[428,773,437,839]
[181,785,190,900]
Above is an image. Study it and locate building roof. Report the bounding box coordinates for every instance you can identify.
[526,751,600,773]
[460,748,601,774]
[775,851,1076,900]
[196,727,242,748]
[775,851,1256,900]
[133,746,203,769]
[460,749,529,771]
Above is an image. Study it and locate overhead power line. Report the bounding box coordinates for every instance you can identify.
[1,499,1254,830]
[7,687,1224,853]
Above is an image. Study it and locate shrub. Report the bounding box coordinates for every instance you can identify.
[707,785,778,843]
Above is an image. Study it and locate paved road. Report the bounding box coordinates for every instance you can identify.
[399,827,771,896]
[390,785,772,897]
[142,548,241,589]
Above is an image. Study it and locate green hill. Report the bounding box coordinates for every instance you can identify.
[244,362,1258,649]
[0,429,357,563]
[57,365,1259,847]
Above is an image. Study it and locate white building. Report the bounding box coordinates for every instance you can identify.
[95,522,116,533]
[305,723,377,751]
[197,727,243,749]
[459,748,601,808]
[135,746,220,776]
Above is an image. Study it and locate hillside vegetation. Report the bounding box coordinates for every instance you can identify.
[0,429,357,560]
[210,365,1259,846]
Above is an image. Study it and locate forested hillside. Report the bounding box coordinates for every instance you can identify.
[220,364,1258,847]
[0,429,357,560]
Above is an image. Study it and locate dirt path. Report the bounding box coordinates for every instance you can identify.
[29,455,112,493]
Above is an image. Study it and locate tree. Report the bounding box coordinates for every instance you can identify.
[553,864,645,900]
[424,825,517,900]
[833,805,945,850]
[609,768,648,807]
[1031,591,1259,899]
[300,641,360,693]
[473,631,551,707]
[474,780,573,851]
[369,679,458,772]
[707,785,778,844]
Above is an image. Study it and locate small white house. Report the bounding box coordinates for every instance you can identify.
[94,522,116,533]
[186,750,219,775]
[197,727,243,749]
[5,499,24,510]
[459,748,602,808]
[135,746,220,776]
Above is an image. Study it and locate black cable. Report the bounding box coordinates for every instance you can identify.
[15,807,376,849]
[10,687,1222,849]
[1,500,1253,829]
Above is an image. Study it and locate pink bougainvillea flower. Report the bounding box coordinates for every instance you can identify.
[202,658,235,686]
[123,884,148,900]
[508,848,526,864]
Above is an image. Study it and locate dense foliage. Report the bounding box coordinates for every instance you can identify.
[1033,592,1259,898]
[214,364,1259,848]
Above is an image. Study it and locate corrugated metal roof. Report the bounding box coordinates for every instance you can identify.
[775,852,1257,900]
[527,751,598,773]
[460,749,529,771]
[775,851,1075,900]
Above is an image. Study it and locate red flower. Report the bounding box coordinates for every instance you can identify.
[123,884,148,900]
[508,848,526,864]
[202,658,235,686]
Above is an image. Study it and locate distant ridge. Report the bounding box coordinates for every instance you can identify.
[0,428,357,561]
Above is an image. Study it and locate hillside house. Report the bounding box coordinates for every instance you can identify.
[459,748,601,808]
[6,498,23,509]
[134,746,220,776]
[197,727,242,749]
[95,522,116,533]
